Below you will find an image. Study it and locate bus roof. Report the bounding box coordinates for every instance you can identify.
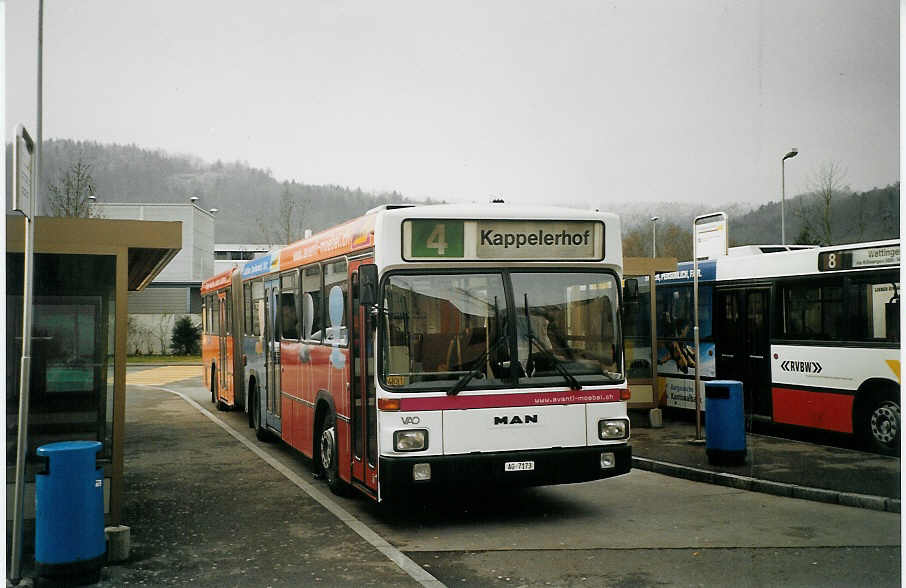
[201,267,235,293]
[229,203,621,281]
[658,239,899,284]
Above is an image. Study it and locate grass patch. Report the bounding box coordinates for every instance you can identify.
[127,354,201,364]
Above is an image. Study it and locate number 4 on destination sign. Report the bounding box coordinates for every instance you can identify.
[412,220,464,258]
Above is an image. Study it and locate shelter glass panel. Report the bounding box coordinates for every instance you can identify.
[6,253,116,464]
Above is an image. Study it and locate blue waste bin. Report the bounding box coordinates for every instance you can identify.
[705,380,746,465]
[35,440,106,582]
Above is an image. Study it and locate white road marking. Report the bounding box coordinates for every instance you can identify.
[143,385,445,588]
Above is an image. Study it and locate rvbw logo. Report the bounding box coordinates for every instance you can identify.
[494,415,539,425]
[780,360,823,374]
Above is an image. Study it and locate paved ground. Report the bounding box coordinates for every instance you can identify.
[99,384,424,587]
[630,412,900,507]
[125,366,203,387]
[9,369,900,586]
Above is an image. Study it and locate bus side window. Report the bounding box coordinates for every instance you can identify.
[252,280,264,336]
[847,274,900,342]
[211,296,220,335]
[243,283,253,336]
[280,271,300,340]
[303,264,322,342]
[324,259,348,346]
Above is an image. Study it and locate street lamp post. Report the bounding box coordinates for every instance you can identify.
[649,216,659,257]
[781,148,798,245]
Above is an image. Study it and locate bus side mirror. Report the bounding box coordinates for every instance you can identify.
[624,278,640,303]
[359,264,378,307]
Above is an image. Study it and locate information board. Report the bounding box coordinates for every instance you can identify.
[403,219,603,261]
[818,245,900,272]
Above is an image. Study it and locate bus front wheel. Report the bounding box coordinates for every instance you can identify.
[858,390,900,456]
[319,413,350,496]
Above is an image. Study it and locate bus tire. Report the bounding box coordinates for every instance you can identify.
[857,387,900,456]
[319,413,350,496]
[253,387,270,442]
[247,380,256,429]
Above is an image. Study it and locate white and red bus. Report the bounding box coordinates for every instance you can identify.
[653,239,900,454]
[203,203,632,501]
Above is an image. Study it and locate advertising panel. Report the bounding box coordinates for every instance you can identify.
[659,377,707,411]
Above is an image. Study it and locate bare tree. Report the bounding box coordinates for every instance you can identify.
[795,161,849,246]
[621,225,649,257]
[257,181,306,247]
[46,158,102,218]
[153,314,175,355]
[127,317,155,355]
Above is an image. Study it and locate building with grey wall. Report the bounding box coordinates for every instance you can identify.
[94,202,214,354]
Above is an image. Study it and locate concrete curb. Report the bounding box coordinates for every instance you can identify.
[632,456,900,513]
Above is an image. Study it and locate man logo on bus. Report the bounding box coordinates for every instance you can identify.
[494,415,539,425]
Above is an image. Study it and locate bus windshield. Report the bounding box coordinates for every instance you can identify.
[381,270,622,391]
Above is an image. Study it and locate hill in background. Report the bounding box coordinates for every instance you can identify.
[8,139,900,253]
[10,139,436,243]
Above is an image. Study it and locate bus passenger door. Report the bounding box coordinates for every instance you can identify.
[349,262,378,494]
[715,288,772,419]
[744,289,771,418]
[217,292,229,402]
[263,278,282,432]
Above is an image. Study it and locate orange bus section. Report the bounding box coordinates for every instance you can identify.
[201,203,634,502]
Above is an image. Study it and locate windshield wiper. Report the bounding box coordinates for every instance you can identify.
[599,370,624,383]
[523,331,582,390]
[447,317,510,396]
[522,294,581,390]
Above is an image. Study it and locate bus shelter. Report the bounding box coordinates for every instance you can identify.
[624,257,677,409]
[6,215,181,528]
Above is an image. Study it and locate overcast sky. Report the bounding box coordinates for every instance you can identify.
[4,0,899,208]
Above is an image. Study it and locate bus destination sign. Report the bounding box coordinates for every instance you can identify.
[404,219,603,261]
[818,245,900,272]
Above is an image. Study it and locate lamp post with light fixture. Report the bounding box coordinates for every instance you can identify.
[781,148,798,245]
[649,216,659,258]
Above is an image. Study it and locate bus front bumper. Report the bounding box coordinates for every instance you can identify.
[379,444,631,494]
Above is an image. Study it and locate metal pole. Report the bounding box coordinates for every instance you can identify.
[652,223,656,258]
[780,148,797,246]
[10,0,43,581]
[781,158,786,245]
[693,222,702,441]
[649,216,658,258]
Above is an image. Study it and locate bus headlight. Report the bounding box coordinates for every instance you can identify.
[394,429,428,452]
[598,419,629,440]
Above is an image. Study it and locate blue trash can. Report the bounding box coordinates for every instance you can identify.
[35,440,106,582]
[705,380,746,465]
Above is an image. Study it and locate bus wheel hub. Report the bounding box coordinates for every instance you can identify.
[870,401,899,444]
[320,427,336,470]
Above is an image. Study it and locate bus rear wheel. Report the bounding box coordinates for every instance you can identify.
[248,381,256,429]
[858,391,900,456]
[252,386,269,442]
